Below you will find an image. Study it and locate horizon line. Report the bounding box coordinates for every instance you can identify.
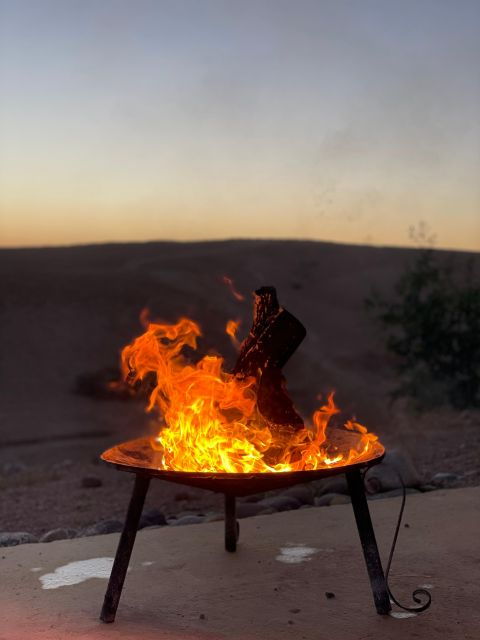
[0,236,478,255]
[0,236,480,254]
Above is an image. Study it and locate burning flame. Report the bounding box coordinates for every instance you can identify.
[222,276,245,302]
[226,318,241,349]
[121,316,382,473]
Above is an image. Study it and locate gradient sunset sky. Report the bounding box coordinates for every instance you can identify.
[0,0,479,250]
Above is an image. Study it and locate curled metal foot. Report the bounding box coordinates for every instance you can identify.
[363,468,432,614]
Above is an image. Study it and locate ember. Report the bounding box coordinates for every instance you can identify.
[120,286,383,473]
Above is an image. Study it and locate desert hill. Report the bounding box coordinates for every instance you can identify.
[1,239,478,534]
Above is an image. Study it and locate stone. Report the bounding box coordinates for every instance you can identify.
[312,476,349,497]
[174,510,201,519]
[81,519,123,536]
[314,493,340,507]
[282,484,315,505]
[236,502,269,519]
[171,515,204,526]
[431,472,461,488]
[419,484,437,492]
[329,494,350,505]
[139,508,167,529]
[258,496,301,512]
[204,512,223,522]
[0,532,38,547]
[40,528,78,543]
[81,476,102,488]
[368,488,420,500]
[364,449,421,494]
[241,493,265,503]
[257,508,276,516]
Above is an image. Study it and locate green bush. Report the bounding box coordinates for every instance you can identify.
[366,249,480,410]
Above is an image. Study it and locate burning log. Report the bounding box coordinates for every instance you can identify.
[115,285,382,475]
[233,287,306,376]
[257,367,303,429]
[233,287,306,461]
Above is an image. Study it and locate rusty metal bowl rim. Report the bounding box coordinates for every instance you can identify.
[101,436,385,495]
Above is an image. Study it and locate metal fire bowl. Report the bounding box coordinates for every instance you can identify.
[101,435,385,497]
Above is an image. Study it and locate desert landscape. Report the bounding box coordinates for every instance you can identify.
[1,1,479,634]
[1,239,479,539]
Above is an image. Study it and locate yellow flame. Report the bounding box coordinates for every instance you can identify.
[226,318,241,349]
[121,316,382,473]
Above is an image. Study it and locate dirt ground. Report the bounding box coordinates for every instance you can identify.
[1,239,479,535]
[1,487,479,640]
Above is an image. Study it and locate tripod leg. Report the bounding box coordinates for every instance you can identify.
[346,469,391,615]
[100,474,151,622]
[224,494,239,552]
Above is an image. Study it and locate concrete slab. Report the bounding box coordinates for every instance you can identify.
[1,487,479,640]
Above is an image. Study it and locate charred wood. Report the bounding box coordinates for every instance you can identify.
[234,287,306,442]
[233,287,306,378]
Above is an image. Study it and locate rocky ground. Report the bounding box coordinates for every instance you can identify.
[0,443,475,546]
[0,240,479,545]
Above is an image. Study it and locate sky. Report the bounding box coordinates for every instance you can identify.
[0,0,479,250]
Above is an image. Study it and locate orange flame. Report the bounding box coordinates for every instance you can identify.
[121,316,383,473]
[222,276,245,302]
[226,318,241,349]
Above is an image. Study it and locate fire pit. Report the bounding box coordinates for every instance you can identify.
[99,285,431,623]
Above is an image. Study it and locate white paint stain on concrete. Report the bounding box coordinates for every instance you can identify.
[276,544,319,564]
[389,611,417,619]
[39,558,114,589]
